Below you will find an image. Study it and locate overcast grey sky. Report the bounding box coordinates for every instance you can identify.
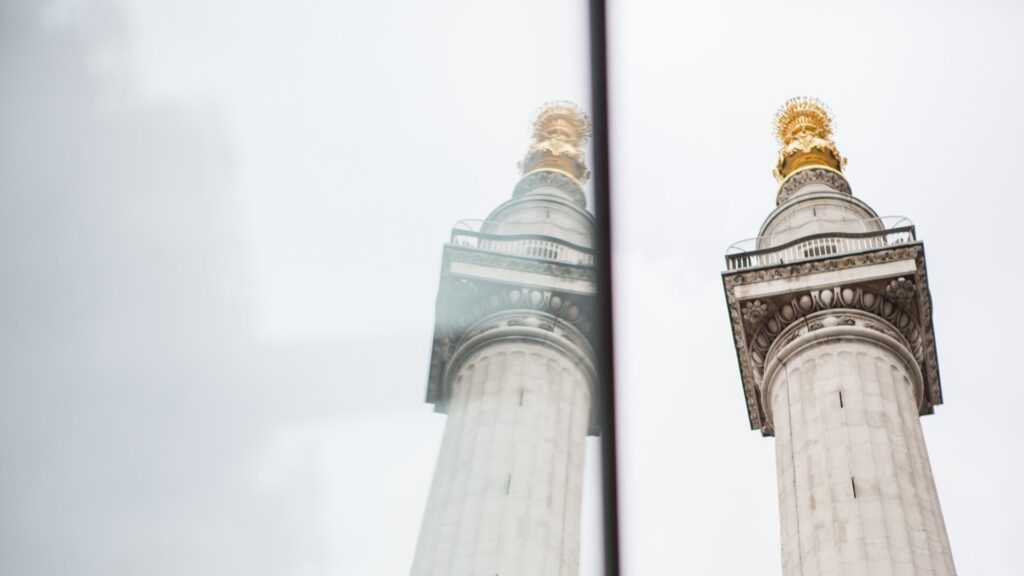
[1,0,1022,574]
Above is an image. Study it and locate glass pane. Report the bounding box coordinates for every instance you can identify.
[608,2,1021,574]
[1,1,610,574]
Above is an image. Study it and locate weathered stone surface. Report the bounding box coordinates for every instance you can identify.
[766,315,954,576]
[723,244,941,433]
[411,326,593,576]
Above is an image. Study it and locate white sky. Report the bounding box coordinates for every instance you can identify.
[1,0,1022,574]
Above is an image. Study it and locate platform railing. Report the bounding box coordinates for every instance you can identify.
[724,226,917,271]
[726,215,914,255]
[451,229,594,266]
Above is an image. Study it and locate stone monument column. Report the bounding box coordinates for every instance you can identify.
[412,103,599,576]
[723,98,955,575]
[765,310,954,575]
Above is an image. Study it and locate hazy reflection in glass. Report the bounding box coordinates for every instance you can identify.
[0,1,603,574]
[415,103,600,575]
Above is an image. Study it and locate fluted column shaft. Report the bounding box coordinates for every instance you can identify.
[412,315,594,576]
[763,310,954,576]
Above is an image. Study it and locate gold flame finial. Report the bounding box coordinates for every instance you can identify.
[773,97,846,181]
[519,101,591,183]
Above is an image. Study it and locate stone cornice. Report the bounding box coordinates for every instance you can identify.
[722,243,942,434]
[445,244,596,284]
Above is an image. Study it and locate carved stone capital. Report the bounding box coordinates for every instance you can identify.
[722,243,942,434]
[759,309,925,435]
[443,310,599,434]
[427,242,599,433]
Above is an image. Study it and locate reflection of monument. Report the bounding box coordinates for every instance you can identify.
[723,98,956,575]
[412,103,599,576]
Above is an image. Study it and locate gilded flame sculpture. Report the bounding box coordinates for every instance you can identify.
[773,97,847,182]
[519,101,592,184]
